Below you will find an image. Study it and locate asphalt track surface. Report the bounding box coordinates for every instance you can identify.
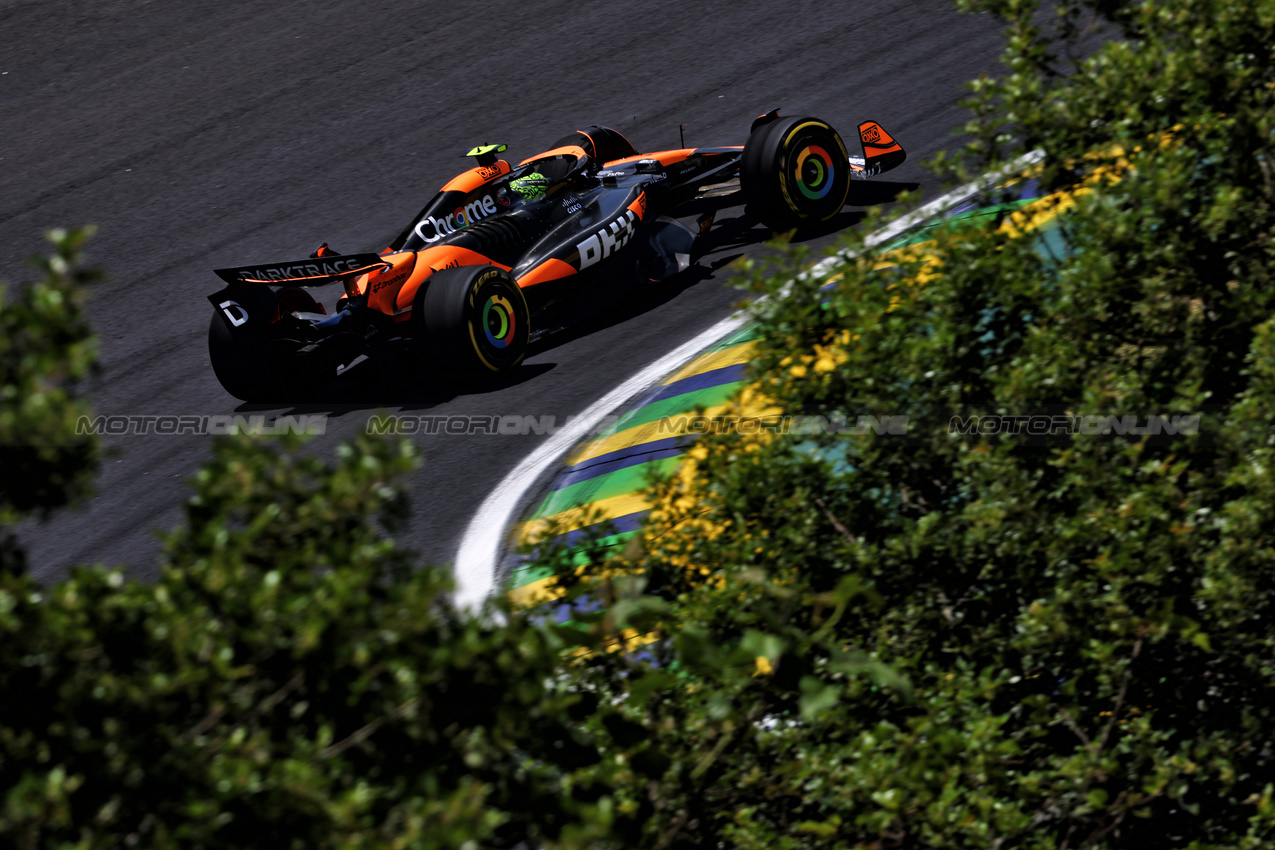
[2,0,1010,583]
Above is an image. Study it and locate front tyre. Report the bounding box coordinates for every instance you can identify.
[414,265,530,377]
[741,116,851,232]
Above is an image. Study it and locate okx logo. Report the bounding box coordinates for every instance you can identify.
[577,209,638,270]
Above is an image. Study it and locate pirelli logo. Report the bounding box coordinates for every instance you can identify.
[577,209,638,271]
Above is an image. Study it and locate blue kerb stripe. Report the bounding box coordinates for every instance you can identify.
[546,366,750,491]
[526,595,606,626]
[1016,178,1041,200]
[551,442,693,490]
[606,345,754,418]
[553,434,694,484]
[648,363,748,403]
[535,510,648,550]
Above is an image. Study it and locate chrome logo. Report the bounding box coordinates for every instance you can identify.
[795,145,835,200]
[482,294,515,348]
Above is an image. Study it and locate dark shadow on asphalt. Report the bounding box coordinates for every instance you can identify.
[234,360,561,416]
[848,180,920,207]
[790,209,868,242]
[525,253,745,358]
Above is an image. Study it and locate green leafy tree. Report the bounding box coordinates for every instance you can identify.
[7,0,1275,846]
[540,0,1275,846]
[0,238,623,848]
[0,227,100,572]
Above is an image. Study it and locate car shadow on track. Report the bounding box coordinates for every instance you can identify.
[791,181,920,243]
[525,253,747,358]
[234,360,561,417]
[848,179,920,207]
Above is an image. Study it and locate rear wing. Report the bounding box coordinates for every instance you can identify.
[848,120,906,179]
[214,253,387,286]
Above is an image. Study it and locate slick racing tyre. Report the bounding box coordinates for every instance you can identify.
[208,287,325,402]
[741,116,852,231]
[415,264,530,377]
[208,310,282,402]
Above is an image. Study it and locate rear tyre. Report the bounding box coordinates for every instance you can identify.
[414,265,530,377]
[741,116,851,232]
[208,287,326,402]
[208,311,281,402]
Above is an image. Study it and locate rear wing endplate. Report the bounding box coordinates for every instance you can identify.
[214,253,387,286]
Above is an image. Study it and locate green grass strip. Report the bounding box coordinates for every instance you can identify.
[534,455,683,518]
[596,380,747,438]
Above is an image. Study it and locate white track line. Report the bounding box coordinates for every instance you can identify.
[451,312,750,610]
[452,154,1042,611]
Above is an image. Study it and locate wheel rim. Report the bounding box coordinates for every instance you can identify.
[482,293,516,349]
[794,144,835,200]
[772,121,851,222]
[465,270,528,372]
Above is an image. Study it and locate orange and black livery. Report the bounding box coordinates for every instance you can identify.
[207,113,906,401]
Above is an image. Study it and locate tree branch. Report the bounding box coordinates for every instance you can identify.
[814,496,857,545]
[1058,706,1095,753]
[189,671,304,751]
[319,696,420,760]
[1096,638,1140,754]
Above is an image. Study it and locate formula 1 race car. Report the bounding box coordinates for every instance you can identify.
[207,111,906,401]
